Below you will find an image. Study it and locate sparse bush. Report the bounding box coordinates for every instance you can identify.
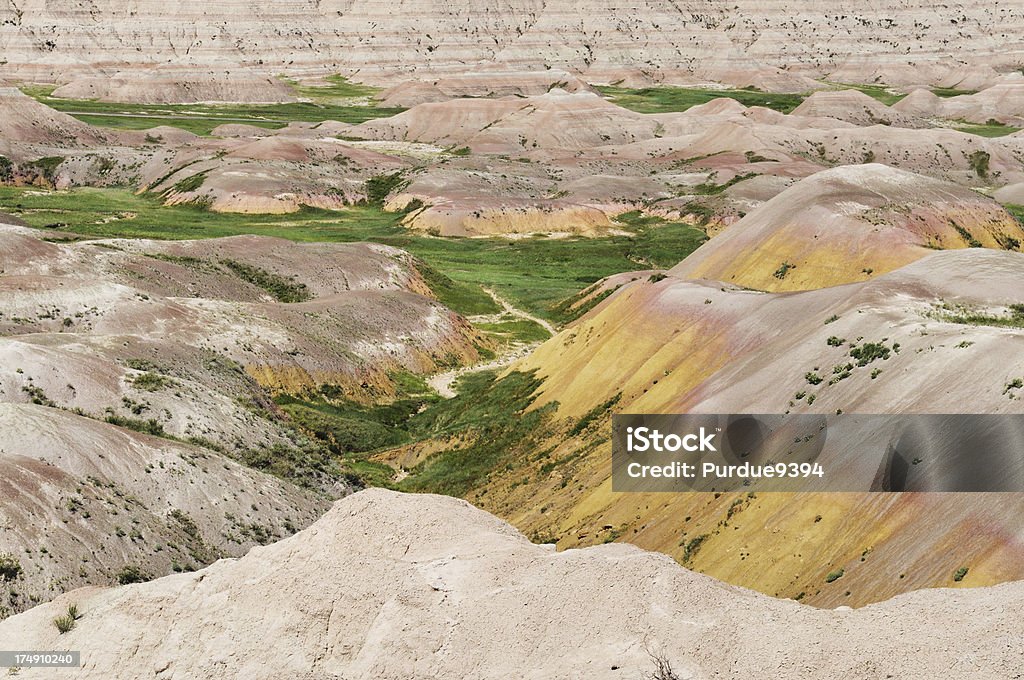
[364,172,407,206]
[220,260,310,303]
[172,171,208,194]
[0,155,13,183]
[645,647,682,680]
[131,372,173,391]
[952,223,983,248]
[115,565,152,585]
[968,150,990,178]
[772,261,795,280]
[805,372,823,385]
[53,613,75,634]
[825,568,845,583]
[53,604,79,634]
[682,534,708,563]
[953,566,969,582]
[850,342,890,366]
[0,553,23,581]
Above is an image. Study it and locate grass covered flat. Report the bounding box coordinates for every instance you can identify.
[20,81,405,136]
[595,85,806,114]
[0,186,706,323]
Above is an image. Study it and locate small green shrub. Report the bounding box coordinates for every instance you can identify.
[116,565,152,585]
[682,534,709,563]
[825,568,845,583]
[104,414,165,436]
[24,156,64,183]
[53,613,75,634]
[131,372,173,391]
[0,553,23,581]
[772,261,795,280]
[0,155,13,183]
[953,566,969,582]
[53,604,80,634]
[968,150,990,178]
[850,342,890,366]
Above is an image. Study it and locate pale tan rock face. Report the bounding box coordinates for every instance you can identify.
[0,489,1021,679]
[2,1,1023,89]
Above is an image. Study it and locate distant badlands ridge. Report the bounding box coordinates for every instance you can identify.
[2,0,1024,92]
[0,489,1021,680]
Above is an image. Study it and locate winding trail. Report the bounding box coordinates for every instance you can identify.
[484,287,557,336]
[428,288,556,399]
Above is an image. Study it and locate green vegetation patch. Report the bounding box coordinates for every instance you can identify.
[596,85,805,114]
[172,171,209,194]
[821,82,906,106]
[952,121,1021,138]
[271,371,438,489]
[397,370,552,497]
[220,259,311,303]
[968,150,991,178]
[0,187,706,323]
[130,372,175,391]
[115,565,152,585]
[20,83,404,136]
[285,74,382,102]
[364,172,409,206]
[932,302,1024,329]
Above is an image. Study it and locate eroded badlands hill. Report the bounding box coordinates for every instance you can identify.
[1,489,1020,679]
[0,222,482,614]
[456,245,1024,608]
[0,404,327,619]
[669,163,1024,291]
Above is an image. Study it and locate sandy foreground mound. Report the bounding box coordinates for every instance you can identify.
[0,488,1020,680]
